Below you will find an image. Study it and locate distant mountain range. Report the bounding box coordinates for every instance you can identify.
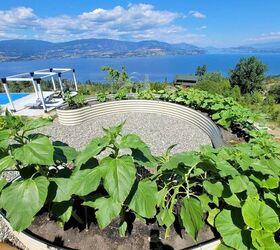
[207,41,280,54]
[0,38,279,62]
[0,39,204,62]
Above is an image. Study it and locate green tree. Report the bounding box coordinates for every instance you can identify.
[229,56,267,94]
[195,65,207,77]
[268,84,280,103]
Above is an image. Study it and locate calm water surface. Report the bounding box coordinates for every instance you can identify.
[0,54,279,82]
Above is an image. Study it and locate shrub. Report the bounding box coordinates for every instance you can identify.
[229,56,267,94]
[195,78,231,96]
[269,84,280,103]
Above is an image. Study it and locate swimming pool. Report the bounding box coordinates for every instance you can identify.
[0,93,29,105]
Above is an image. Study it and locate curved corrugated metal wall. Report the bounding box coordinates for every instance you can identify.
[57,100,223,147]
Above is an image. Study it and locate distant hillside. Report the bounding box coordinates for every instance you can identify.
[220,41,280,54]
[0,38,205,62]
[204,41,280,54]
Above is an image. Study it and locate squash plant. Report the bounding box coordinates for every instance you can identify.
[158,88,258,131]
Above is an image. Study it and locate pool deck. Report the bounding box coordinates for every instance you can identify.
[1,91,65,116]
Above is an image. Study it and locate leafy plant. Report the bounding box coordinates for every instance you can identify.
[114,88,128,100]
[0,117,77,231]
[158,88,258,131]
[96,92,108,102]
[64,93,87,108]
[137,90,155,100]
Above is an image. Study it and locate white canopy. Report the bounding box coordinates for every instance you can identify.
[1,68,78,112]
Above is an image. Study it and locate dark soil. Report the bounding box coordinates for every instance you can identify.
[28,213,215,250]
[220,126,245,146]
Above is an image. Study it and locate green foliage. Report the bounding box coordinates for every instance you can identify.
[269,83,280,103]
[1,87,280,249]
[114,88,128,100]
[64,93,86,108]
[96,92,108,102]
[137,89,155,100]
[229,56,267,94]
[195,65,207,77]
[158,87,257,130]
[0,116,77,231]
[101,65,130,92]
[195,73,231,96]
[149,82,169,92]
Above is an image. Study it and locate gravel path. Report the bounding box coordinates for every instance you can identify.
[0,112,211,249]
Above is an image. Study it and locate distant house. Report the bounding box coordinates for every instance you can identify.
[174,75,198,87]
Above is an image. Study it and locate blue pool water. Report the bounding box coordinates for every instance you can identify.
[0,93,29,105]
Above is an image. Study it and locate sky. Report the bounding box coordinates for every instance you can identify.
[0,0,280,47]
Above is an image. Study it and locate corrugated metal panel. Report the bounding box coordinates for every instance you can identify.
[57,100,223,148]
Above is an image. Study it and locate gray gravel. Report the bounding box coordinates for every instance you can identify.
[0,112,211,248]
[37,112,211,154]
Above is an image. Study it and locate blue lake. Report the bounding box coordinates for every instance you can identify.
[0,54,279,82]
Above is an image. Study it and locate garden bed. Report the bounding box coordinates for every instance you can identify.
[0,88,279,250]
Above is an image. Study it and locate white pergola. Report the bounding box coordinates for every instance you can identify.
[1,68,78,112]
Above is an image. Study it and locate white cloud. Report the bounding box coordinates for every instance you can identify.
[0,4,207,44]
[248,32,280,42]
[197,25,207,30]
[188,11,206,19]
[0,7,37,30]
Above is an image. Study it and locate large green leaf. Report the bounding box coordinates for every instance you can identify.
[160,152,200,172]
[251,230,280,250]
[14,136,54,165]
[102,156,136,203]
[119,134,157,167]
[215,160,239,177]
[207,208,220,227]
[229,175,250,193]
[251,158,279,177]
[215,209,250,250]
[156,208,175,228]
[83,196,122,229]
[53,141,77,163]
[180,197,204,242]
[129,179,157,218]
[250,173,279,189]
[203,180,224,197]
[75,136,109,167]
[51,178,73,202]
[242,197,280,232]
[22,118,52,132]
[0,176,49,231]
[0,129,10,150]
[51,167,102,202]
[0,155,16,173]
[0,179,7,192]
[70,167,102,196]
[52,201,73,226]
